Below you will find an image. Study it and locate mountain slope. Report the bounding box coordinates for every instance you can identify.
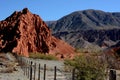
[48,9,120,32]
[47,9,120,48]
[0,8,75,58]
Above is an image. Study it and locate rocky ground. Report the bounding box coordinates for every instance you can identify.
[0,67,28,80]
[0,53,29,80]
[0,53,71,80]
[0,53,120,80]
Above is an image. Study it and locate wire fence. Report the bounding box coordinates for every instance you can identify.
[16,56,74,80]
[16,56,118,80]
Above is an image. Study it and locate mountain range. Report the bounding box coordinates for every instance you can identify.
[46,9,120,49]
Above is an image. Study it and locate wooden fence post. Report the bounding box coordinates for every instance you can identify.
[72,68,75,80]
[23,67,25,75]
[27,66,30,78]
[38,64,40,80]
[54,66,57,80]
[26,66,27,76]
[33,63,36,80]
[30,61,33,80]
[28,61,30,78]
[43,64,46,80]
[21,57,22,65]
[109,69,116,80]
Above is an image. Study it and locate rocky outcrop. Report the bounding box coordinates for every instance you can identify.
[53,29,120,48]
[0,8,75,58]
[47,9,120,49]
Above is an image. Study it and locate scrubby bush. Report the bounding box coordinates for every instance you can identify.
[29,53,58,60]
[64,55,107,80]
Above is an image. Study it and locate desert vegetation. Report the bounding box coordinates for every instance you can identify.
[75,47,102,54]
[29,52,58,60]
[64,54,108,80]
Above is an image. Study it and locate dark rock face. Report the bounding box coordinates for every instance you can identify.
[47,9,120,48]
[0,8,75,58]
[53,29,120,48]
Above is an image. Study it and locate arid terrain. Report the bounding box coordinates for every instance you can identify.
[0,53,71,80]
[0,53,120,80]
[0,53,29,80]
[0,8,120,80]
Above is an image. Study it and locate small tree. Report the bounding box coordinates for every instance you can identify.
[64,55,107,80]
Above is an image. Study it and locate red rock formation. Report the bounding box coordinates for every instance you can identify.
[0,8,75,58]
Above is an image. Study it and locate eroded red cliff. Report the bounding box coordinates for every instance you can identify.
[0,8,75,58]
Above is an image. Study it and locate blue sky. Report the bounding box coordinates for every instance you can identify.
[0,0,120,21]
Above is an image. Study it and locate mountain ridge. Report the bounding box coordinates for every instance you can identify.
[47,9,120,32]
[46,9,120,49]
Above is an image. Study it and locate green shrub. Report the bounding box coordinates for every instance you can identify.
[29,53,58,60]
[64,55,107,80]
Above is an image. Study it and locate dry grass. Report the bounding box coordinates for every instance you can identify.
[29,53,58,60]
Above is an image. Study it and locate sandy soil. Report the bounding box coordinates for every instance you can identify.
[0,67,29,80]
[0,53,29,80]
